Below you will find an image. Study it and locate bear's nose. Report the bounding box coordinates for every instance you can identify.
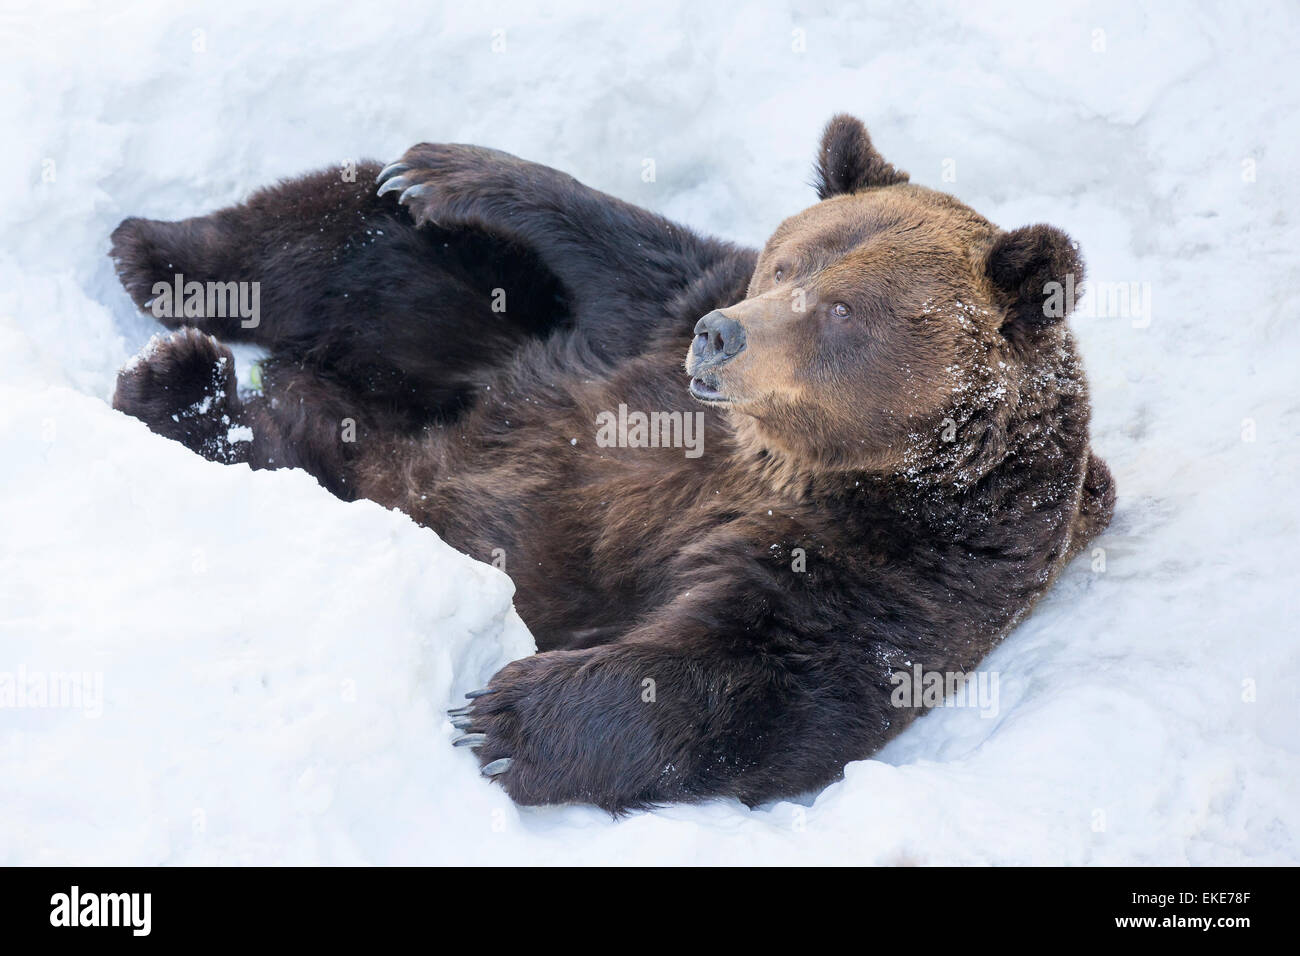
[693,310,746,364]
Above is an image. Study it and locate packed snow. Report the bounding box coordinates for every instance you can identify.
[1,0,1297,864]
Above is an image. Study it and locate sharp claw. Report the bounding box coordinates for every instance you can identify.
[450,715,473,730]
[377,175,410,197]
[398,183,433,204]
[481,758,512,776]
[453,733,487,748]
[376,161,411,184]
[465,687,493,698]
[447,705,473,716]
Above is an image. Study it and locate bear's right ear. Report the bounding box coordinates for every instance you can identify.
[985,224,1085,333]
[813,114,909,199]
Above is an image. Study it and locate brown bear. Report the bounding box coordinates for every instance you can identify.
[109,115,1114,812]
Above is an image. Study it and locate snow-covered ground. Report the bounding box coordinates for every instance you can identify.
[2,0,1297,864]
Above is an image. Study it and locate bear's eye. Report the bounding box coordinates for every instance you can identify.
[774,267,785,282]
[831,301,852,318]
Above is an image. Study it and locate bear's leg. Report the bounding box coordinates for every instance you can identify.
[377,144,747,356]
[113,329,389,498]
[111,164,572,418]
[451,584,890,812]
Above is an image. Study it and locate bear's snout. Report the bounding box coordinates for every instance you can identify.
[692,310,747,368]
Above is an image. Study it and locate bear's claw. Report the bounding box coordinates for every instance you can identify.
[465,687,493,698]
[398,183,433,204]
[375,161,410,184]
[376,174,410,197]
[447,698,512,782]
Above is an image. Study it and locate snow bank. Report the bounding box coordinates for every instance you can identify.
[1,0,1297,864]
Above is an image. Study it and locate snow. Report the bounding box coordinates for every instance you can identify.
[1,0,1297,864]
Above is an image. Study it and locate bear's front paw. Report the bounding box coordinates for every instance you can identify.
[450,648,672,812]
[375,143,527,228]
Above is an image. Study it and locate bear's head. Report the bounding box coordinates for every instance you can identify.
[686,114,1087,487]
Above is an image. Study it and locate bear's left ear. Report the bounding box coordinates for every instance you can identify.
[813,114,909,199]
[985,224,1085,332]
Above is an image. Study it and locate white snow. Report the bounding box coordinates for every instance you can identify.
[1,0,1297,864]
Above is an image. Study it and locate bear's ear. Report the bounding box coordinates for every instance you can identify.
[985,224,1084,333]
[813,114,909,199]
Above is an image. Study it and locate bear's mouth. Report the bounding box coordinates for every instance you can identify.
[689,375,730,404]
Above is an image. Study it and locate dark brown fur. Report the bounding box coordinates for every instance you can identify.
[109,115,1114,812]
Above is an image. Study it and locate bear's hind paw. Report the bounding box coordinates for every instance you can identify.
[113,329,250,463]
